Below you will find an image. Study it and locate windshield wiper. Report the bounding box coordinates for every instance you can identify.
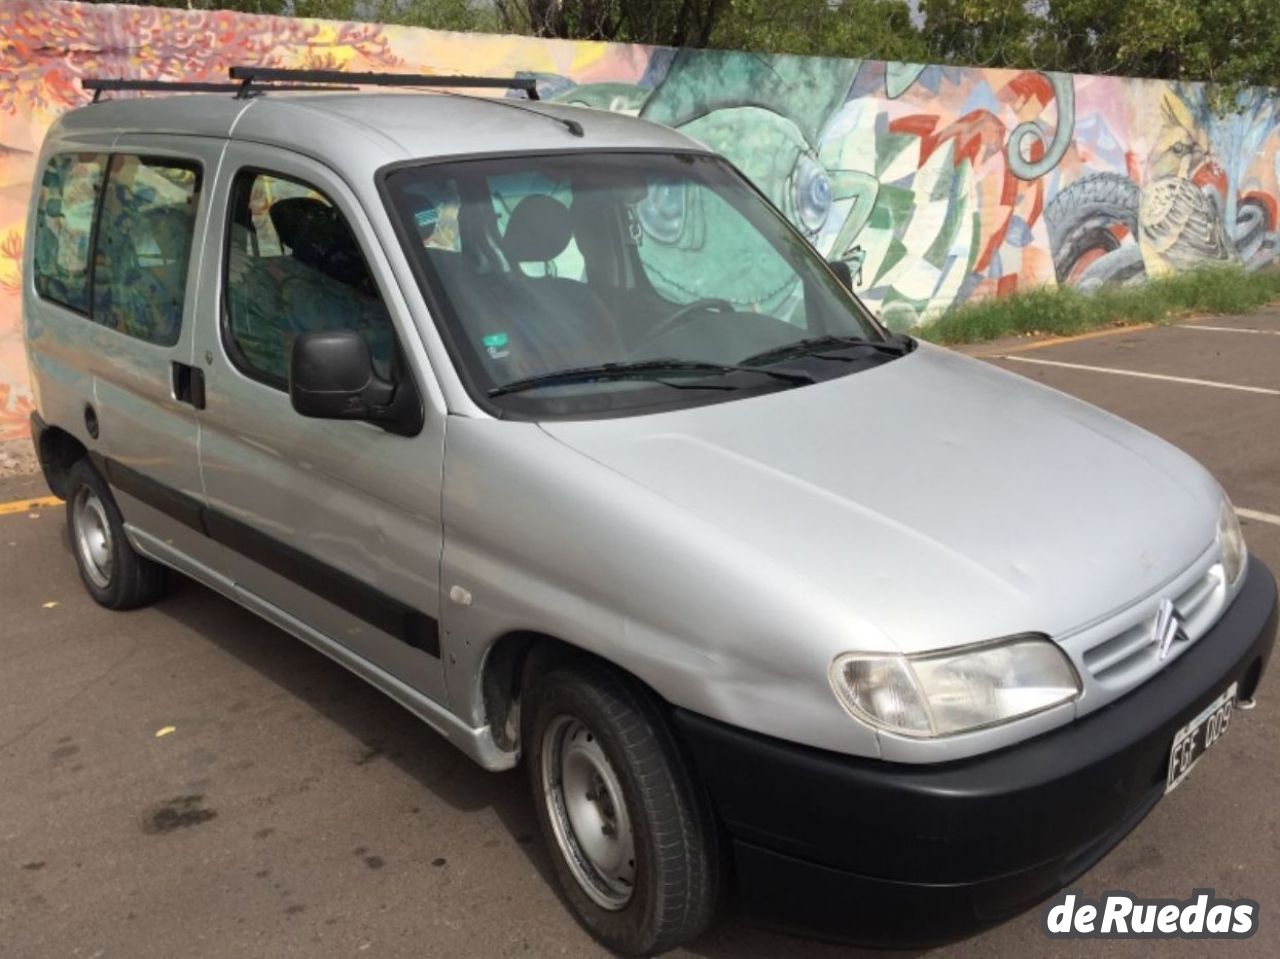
[741,334,913,367]
[488,358,813,397]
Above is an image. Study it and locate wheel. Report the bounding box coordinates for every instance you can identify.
[525,658,719,956]
[65,458,166,609]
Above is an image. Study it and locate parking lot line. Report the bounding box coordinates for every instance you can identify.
[1237,507,1280,528]
[977,324,1155,356]
[1176,324,1280,335]
[999,354,1280,396]
[0,495,60,516]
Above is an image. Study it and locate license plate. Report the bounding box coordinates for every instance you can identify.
[1166,682,1237,793]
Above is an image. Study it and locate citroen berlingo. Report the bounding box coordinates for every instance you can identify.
[24,68,1277,955]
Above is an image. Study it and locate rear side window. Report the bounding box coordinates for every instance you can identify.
[92,155,201,346]
[33,153,106,313]
[224,170,396,388]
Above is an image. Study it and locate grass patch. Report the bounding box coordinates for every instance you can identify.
[915,266,1280,345]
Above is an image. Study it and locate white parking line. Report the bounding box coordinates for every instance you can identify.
[998,355,1280,395]
[1177,324,1280,335]
[1237,507,1280,528]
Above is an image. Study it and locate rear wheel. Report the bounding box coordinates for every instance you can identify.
[65,459,166,609]
[525,658,719,956]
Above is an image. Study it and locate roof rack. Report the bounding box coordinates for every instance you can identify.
[227,66,539,100]
[80,69,581,138]
[82,78,353,102]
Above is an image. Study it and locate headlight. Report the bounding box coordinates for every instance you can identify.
[1218,496,1247,586]
[829,635,1081,738]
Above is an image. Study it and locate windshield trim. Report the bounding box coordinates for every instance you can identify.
[375,148,891,422]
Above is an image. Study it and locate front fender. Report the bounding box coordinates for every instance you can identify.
[437,415,884,759]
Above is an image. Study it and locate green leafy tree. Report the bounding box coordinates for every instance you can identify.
[918,0,1038,68]
[76,0,1280,90]
[293,0,502,32]
[710,0,927,62]
[922,0,1280,89]
[491,0,730,45]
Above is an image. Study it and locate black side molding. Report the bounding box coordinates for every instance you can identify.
[95,453,207,534]
[90,452,439,657]
[204,509,440,656]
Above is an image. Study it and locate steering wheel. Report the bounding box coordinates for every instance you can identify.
[634,298,735,352]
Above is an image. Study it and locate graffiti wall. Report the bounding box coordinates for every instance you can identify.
[2,1,1279,440]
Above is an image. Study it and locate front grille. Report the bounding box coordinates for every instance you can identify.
[1081,565,1225,685]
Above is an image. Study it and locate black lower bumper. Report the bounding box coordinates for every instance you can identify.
[673,558,1278,947]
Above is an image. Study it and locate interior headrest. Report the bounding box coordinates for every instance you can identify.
[270,197,341,263]
[503,194,572,263]
[144,206,192,249]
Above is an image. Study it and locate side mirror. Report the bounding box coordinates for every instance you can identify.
[827,260,854,291]
[290,330,421,434]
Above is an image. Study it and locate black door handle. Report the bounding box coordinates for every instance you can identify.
[172,361,206,410]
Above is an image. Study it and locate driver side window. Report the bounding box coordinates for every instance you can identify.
[223,170,396,388]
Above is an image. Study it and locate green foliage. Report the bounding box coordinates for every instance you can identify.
[79,0,1280,88]
[710,1,927,62]
[916,268,1280,345]
[295,1,503,33]
[82,0,503,32]
[916,0,1039,69]
[920,0,1280,90]
[483,0,730,45]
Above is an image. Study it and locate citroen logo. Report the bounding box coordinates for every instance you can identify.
[1154,598,1188,660]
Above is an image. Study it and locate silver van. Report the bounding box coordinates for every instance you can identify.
[24,68,1277,955]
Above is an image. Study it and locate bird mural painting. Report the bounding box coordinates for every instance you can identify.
[1138,92,1235,276]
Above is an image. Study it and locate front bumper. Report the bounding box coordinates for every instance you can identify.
[673,558,1278,947]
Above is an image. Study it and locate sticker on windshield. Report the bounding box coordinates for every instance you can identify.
[483,332,511,360]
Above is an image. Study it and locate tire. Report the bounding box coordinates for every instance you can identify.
[525,657,719,956]
[1044,172,1141,283]
[65,458,166,609]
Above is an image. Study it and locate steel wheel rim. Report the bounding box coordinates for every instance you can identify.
[541,714,636,910]
[73,486,113,589]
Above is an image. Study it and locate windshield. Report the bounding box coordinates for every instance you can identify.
[384,151,897,418]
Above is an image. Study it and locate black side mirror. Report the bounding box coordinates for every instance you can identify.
[827,259,854,291]
[289,330,421,435]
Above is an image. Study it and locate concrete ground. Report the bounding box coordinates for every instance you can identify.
[3,308,1280,958]
[0,436,38,479]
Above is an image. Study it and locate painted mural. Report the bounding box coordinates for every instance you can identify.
[2,1,1280,440]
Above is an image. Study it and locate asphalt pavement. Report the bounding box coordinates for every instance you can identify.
[3,307,1280,958]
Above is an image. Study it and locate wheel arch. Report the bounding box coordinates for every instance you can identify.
[34,422,88,498]
[478,630,670,755]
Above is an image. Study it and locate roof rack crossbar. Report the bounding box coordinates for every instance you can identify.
[227,66,540,100]
[428,88,583,138]
[81,78,352,102]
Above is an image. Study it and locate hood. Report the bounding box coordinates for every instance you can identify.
[540,344,1221,654]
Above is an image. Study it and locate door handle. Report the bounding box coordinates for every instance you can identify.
[172,361,206,410]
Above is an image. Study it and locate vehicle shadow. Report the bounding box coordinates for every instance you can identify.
[151,573,913,959]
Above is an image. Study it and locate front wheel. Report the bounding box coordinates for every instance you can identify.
[525,658,719,956]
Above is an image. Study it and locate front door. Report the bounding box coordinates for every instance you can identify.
[191,143,448,704]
